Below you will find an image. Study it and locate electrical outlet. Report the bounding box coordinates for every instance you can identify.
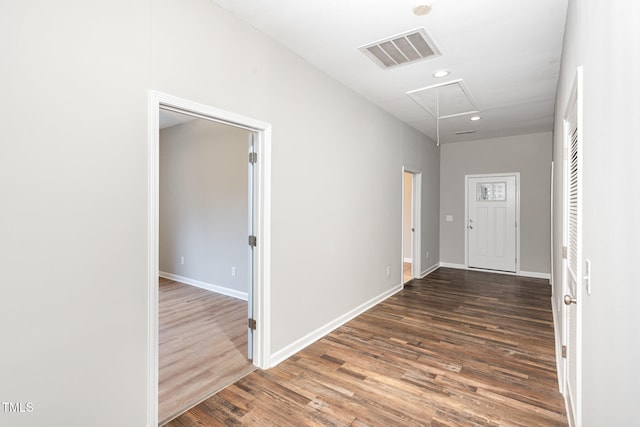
[180,256,184,265]
[231,266,237,277]
[386,266,391,277]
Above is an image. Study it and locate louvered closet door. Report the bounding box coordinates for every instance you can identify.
[564,95,581,426]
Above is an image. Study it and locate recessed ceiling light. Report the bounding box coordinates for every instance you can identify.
[432,70,449,78]
[470,116,481,121]
[413,1,433,16]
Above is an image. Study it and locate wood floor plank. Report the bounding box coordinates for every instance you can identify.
[166,268,567,426]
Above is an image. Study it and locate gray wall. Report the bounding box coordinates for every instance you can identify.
[0,0,440,425]
[553,0,640,424]
[403,133,441,274]
[440,132,552,274]
[160,119,249,295]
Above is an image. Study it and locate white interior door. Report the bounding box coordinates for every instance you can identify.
[411,173,421,279]
[247,132,256,360]
[562,69,582,427]
[467,175,517,272]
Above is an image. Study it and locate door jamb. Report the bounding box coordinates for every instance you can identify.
[147,91,272,425]
[464,172,520,273]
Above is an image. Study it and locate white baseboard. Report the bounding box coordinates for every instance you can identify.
[438,263,550,281]
[439,262,466,269]
[159,271,248,301]
[519,270,551,280]
[403,257,412,263]
[420,262,440,277]
[269,283,404,368]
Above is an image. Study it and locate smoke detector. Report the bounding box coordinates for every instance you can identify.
[413,1,433,16]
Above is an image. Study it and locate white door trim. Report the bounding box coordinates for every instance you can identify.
[401,168,422,282]
[464,172,520,274]
[147,91,272,426]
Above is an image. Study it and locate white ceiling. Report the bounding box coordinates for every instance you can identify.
[210,0,568,143]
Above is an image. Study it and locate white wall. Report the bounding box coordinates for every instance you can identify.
[160,119,249,296]
[150,0,440,354]
[0,0,440,425]
[553,0,640,424]
[0,1,149,426]
[440,132,552,275]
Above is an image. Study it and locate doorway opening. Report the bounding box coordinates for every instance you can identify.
[147,92,272,426]
[402,169,421,283]
[157,111,254,424]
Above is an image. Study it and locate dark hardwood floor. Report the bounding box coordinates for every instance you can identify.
[166,268,567,426]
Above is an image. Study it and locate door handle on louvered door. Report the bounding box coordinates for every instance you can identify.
[564,295,577,305]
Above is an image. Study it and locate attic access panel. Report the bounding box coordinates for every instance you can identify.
[407,79,479,120]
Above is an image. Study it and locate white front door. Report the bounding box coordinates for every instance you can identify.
[467,175,517,272]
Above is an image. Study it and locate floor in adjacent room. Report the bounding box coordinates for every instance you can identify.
[158,277,255,425]
[404,261,412,283]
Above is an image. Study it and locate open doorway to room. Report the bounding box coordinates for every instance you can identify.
[403,172,414,283]
[402,170,421,283]
[157,109,255,424]
[147,91,272,427]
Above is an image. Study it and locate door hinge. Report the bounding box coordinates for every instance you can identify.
[562,246,567,259]
[562,345,567,358]
[248,235,257,247]
[249,152,257,164]
[248,318,257,330]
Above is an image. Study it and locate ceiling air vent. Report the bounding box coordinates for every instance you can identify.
[360,28,441,70]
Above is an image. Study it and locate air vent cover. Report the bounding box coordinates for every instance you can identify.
[360,28,441,69]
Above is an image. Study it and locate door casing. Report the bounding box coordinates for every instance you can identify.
[402,168,422,281]
[147,91,272,426]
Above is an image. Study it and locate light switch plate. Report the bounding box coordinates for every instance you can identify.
[446,215,453,222]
